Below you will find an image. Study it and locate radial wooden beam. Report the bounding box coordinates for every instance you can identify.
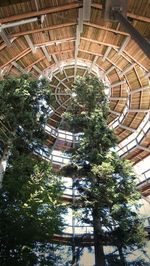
[0,28,12,47]
[111,80,126,88]
[0,37,17,51]
[25,47,74,71]
[79,48,102,57]
[109,110,121,116]
[88,55,99,73]
[11,22,76,37]
[129,85,150,95]
[84,22,129,36]
[24,35,36,53]
[127,12,150,23]
[102,47,111,62]
[123,50,148,72]
[53,75,70,91]
[25,56,45,70]
[64,69,70,82]
[1,48,31,68]
[81,37,119,49]
[105,65,115,75]
[118,36,130,55]
[119,124,136,132]
[0,2,82,24]
[42,46,51,62]
[32,65,42,75]
[35,37,74,48]
[1,17,38,30]
[53,97,71,113]
[52,55,62,73]
[11,61,28,74]
[106,58,122,72]
[120,63,136,77]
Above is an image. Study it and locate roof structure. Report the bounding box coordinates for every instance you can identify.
[0,0,150,165]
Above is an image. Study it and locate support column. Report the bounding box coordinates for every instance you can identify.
[71,177,77,266]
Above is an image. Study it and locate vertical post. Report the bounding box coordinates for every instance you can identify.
[71,177,77,266]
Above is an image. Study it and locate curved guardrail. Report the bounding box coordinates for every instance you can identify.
[116,113,150,157]
[51,221,150,246]
[44,111,150,160]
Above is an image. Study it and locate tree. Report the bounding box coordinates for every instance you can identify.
[0,75,65,265]
[61,75,147,266]
[0,149,65,265]
[0,74,53,187]
[0,74,51,150]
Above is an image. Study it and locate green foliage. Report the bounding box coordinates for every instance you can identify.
[127,259,150,266]
[62,75,147,264]
[62,76,117,162]
[0,75,65,265]
[106,253,150,266]
[62,75,108,133]
[0,149,65,265]
[106,253,124,266]
[72,75,107,113]
[0,75,51,145]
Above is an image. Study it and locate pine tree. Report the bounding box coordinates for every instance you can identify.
[0,150,65,265]
[0,75,51,151]
[0,75,65,265]
[62,75,147,266]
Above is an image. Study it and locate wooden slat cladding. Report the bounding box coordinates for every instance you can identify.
[0,0,30,6]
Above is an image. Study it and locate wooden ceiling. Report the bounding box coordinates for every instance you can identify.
[0,0,150,164]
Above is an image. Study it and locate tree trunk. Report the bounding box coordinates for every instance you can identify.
[118,246,126,266]
[71,244,82,266]
[71,242,78,266]
[93,206,105,266]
